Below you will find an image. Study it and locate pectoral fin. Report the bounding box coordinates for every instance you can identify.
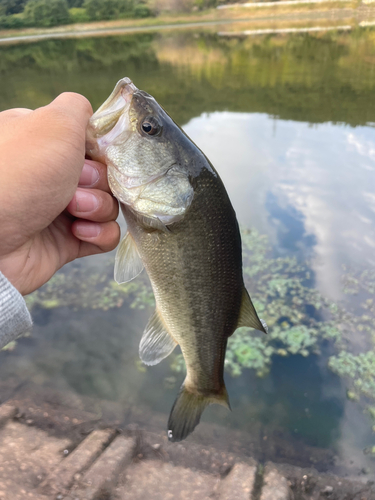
[237,288,268,334]
[114,232,144,284]
[140,309,178,366]
[135,213,171,233]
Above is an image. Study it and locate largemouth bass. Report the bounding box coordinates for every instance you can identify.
[86,78,267,442]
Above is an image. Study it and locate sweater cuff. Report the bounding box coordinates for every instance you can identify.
[0,271,32,349]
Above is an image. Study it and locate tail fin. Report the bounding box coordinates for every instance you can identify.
[167,384,230,442]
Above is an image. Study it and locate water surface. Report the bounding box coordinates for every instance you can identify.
[1,28,375,478]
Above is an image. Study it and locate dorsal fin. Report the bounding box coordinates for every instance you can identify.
[237,288,268,334]
[114,232,144,284]
[140,309,178,366]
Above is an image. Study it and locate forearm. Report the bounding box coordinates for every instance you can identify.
[0,271,32,349]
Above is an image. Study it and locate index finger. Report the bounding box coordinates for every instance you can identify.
[0,108,32,126]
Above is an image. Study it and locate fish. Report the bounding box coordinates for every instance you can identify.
[86,77,267,442]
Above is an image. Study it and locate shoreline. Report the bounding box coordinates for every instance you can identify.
[0,17,366,46]
[0,1,374,45]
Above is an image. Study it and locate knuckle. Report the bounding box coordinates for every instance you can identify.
[43,93,93,135]
[111,199,119,220]
[111,196,119,213]
[55,92,93,116]
[96,192,115,220]
[106,196,118,220]
[105,223,121,250]
[0,108,31,121]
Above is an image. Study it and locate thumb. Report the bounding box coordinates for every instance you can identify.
[29,92,94,209]
[0,94,93,240]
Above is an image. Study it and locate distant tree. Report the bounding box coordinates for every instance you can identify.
[132,2,150,16]
[24,0,70,26]
[67,0,84,7]
[83,0,133,20]
[82,0,100,19]
[0,0,27,15]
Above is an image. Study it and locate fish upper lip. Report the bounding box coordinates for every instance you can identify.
[120,80,137,103]
[97,77,137,115]
[88,77,138,138]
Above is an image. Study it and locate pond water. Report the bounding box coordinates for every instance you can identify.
[1,26,375,478]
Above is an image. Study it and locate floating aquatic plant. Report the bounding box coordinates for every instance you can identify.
[24,261,154,312]
[22,227,375,432]
[225,330,274,377]
[328,351,375,401]
[222,229,346,377]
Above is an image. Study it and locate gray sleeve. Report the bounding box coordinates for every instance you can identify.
[0,271,32,349]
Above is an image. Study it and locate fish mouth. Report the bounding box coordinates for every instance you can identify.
[86,77,137,157]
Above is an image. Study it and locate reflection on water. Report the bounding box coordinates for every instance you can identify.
[184,113,375,298]
[1,28,375,477]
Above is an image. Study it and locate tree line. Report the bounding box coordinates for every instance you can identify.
[0,0,152,28]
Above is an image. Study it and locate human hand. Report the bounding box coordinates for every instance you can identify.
[0,93,120,296]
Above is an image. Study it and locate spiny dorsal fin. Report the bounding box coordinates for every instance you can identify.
[114,232,144,284]
[237,288,268,334]
[139,309,177,366]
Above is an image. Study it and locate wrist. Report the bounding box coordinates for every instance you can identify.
[0,248,31,296]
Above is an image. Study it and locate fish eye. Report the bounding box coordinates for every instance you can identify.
[142,123,152,133]
[141,116,161,136]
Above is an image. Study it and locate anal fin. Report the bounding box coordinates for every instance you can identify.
[140,309,177,366]
[114,232,144,284]
[237,288,268,334]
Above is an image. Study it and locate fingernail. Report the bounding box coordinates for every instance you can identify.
[74,190,99,212]
[79,162,100,187]
[75,222,101,238]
